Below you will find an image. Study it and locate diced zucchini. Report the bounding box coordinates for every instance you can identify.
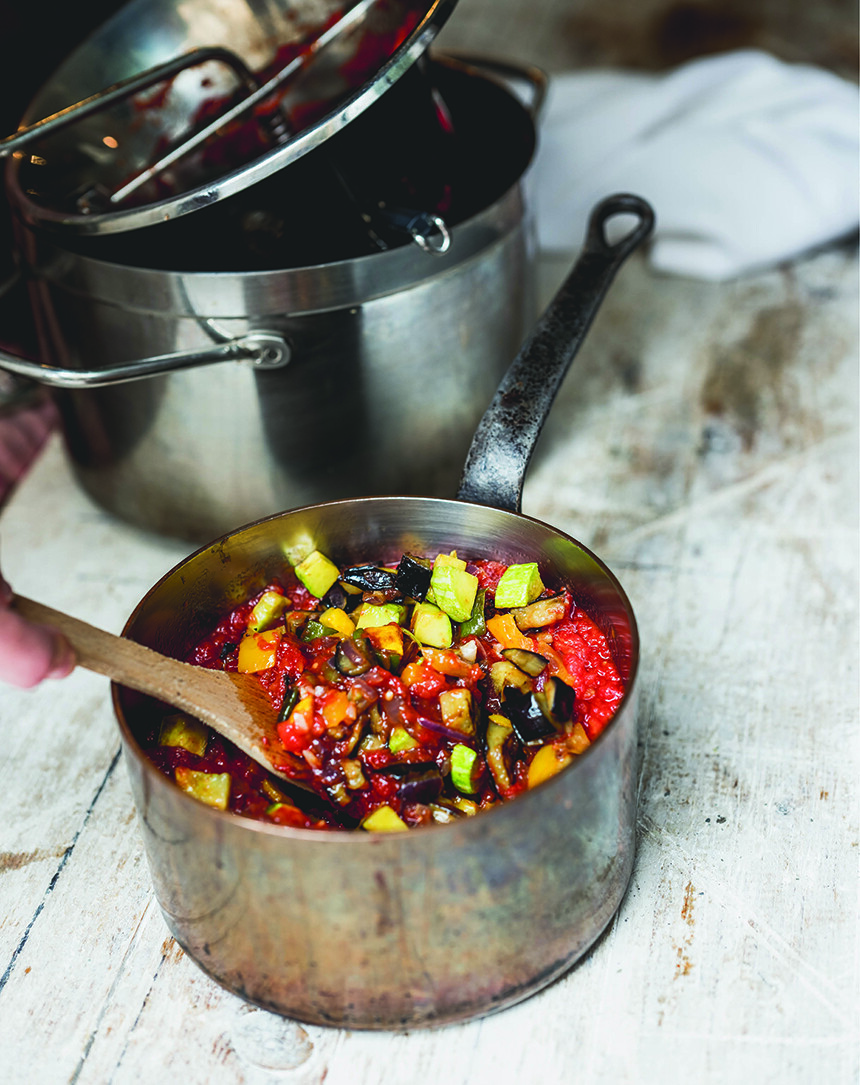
[158,713,208,756]
[237,628,282,673]
[430,557,478,622]
[389,726,419,753]
[433,551,467,572]
[411,602,453,648]
[361,805,409,832]
[450,795,479,815]
[356,602,406,628]
[247,590,287,633]
[450,743,480,794]
[459,588,487,638]
[494,562,545,609]
[439,688,475,736]
[294,550,340,598]
[175,767,231,811]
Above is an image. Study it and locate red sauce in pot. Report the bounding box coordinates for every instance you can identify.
[144,550,626,831]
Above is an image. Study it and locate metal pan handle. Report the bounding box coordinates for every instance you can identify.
[0,332,290,388]
[457,193,655,514]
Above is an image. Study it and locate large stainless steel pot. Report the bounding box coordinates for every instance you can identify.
[1,54,541,542]
[113,195,653,1029]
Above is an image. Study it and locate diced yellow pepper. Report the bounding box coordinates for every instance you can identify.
[365,623,404,657]
[487,613,534,651]
[412,602,453,648]
[566,721,591,755]
[248,590,287,633]
[321,689,350,728]
[237,628,282,673]
[319,606,355,637]
[175,767,231,810]
[420,648,471,677]
[361,805,409,832]
[527,743,574,789]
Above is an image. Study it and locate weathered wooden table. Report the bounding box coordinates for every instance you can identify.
[1,3,858,1081]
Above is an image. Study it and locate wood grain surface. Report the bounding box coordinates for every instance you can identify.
[0,2,857,1082]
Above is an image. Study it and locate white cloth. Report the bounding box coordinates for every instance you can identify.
[531,49,860,280]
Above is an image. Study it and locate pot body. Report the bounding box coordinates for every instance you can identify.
[115,496,640,1029]
[9,58,538,542]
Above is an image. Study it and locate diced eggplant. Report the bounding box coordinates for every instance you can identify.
[320,582,357,614]
[501,647,548,677]
[489,659,533,695]
[284,610,313,637]
[341,759,367,790]
[485,714,516,793]
[341,564,399,594]
[502,685,558,745]
[535,676,577,726]
[398,768,444,805]
[334,634,375,677]
[438,688,476,736]
[395,554,432,600]
[511,594,568,631]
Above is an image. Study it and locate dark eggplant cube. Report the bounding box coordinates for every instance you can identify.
[334,636,374,677]
[395,554,432,600]
[536,675,577,725]
[321,583,352,612]
[502,686,557,745]
[341,564,399,593]
[398,768,444,805]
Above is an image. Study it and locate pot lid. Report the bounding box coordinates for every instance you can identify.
[6,0,457,236]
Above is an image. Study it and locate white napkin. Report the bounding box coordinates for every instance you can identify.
[531,49,860,280]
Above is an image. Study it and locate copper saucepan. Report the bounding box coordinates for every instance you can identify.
[113,194,654,1029]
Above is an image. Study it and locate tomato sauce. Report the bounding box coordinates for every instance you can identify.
[144,550,626,831]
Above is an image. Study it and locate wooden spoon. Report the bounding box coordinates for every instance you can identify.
[12,596,308,786]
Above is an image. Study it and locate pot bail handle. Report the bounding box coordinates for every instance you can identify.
[456,193,655,513]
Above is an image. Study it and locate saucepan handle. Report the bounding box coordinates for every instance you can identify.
[457,193,655,513]
[0,332,291,388]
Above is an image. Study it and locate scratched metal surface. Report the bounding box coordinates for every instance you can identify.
[1,0,858,1081]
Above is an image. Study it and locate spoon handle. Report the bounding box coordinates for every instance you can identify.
[14,595,206,699]
[457,193,655,513]
[11,595,304,785]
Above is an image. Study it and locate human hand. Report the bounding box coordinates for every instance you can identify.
[0,575,76,687]
[0,392,57,505]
